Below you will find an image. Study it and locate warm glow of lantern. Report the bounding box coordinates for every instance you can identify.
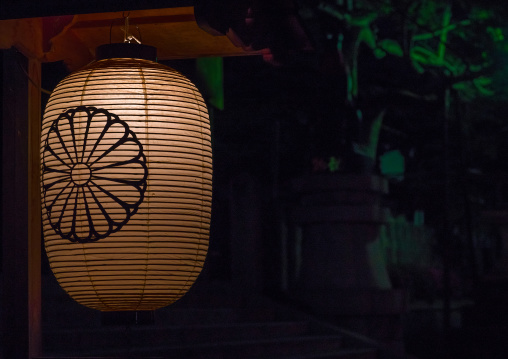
[40,54,212,311]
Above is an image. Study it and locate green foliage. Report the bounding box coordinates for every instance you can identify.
[470,7,491,21]
[487,26,504,42]
[309,0,508,100]
[300,0,508,184]
[328,156,341,172]
[377,39,404,57]
[415,0,447,29]
[196,57,224,110]
[380,150,405,178]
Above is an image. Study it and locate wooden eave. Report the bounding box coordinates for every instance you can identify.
[0,6,260,70]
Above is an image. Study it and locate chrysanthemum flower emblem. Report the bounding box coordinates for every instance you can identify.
[42,106,148,243]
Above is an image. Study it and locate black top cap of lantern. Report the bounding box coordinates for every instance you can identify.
[96,43,157,61]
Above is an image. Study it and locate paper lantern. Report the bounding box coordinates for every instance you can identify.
[40,44,212,311]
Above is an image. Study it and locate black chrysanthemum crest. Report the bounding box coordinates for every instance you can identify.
[42,106,148,243]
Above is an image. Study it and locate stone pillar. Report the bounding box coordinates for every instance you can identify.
[290,174,390,290]
[287,174,406,351]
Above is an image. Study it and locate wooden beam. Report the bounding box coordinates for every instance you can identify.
[1,10,261,72]
[0,18,44,59]
[41,8,258,71]
[28,55,43,359]
[1,49,42,359]
[0,0,194,20]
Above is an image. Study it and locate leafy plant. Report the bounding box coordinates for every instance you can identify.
[298,0,508,170]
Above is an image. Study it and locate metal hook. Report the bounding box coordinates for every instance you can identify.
[122,13,141,44]
[123,15,129,43]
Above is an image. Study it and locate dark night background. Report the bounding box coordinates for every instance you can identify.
[5,0,508,358]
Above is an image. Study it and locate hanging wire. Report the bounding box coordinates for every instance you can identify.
[123,14,130,43]
[109,18,116,44]
[13,11,146,97]
[114,12,142,44]
[109,12,135,44]
[136,25,143,44]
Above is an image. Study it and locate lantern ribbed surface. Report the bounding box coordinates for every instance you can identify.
[40,57,212,311]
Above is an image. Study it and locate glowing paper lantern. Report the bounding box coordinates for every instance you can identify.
[40,44,212,311]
